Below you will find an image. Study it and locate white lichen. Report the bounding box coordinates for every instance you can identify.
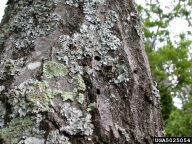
[152,85,160,98]
[0,58,25,80]
[46,129,71,144]
[0,85,5,93]
[31,114,46,138]
[56,0,129,84]
[10,0,61,49]
[31,101,44,114]
[59,103,94,136]
[6,79,35,118]
[18,137,44,144]
[115,124,130,142]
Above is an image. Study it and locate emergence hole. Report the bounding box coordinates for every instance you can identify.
[94,56,101,61]
[82,63,87,67]
[105,65,112,70]
[96,89,100,95]
[133,69,137,74]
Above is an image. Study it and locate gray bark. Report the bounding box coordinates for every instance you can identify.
[0,0,164,143]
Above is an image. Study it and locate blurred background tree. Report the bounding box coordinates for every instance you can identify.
[136,0,192,137]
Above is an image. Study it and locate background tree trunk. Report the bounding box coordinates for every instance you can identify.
[0,0,164,143]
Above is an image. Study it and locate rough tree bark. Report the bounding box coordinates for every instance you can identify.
[0,0,164,143]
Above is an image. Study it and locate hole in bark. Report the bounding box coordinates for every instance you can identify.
[105,65,112,70]
[94,56,101,61]
[96,89,100,95]
[133,69,137,73]
[82,63,87,67]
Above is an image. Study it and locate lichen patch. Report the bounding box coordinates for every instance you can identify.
[43,61,68,78]
[26,80,55,112]
[74,74,86,91]
[0,117,33,144]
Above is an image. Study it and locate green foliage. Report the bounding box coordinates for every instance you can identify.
[166,96,192,136]
[137,0,192,136]
[147,38,192,124]
[159,84,176,121]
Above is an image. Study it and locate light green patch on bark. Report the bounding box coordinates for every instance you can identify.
[53,89,76,102]
[111,93,116,98]
[61,92,75,101]
[74,74,86,91]
[68,78,73,84]
[43,61,68,78]
[73,88,78,93]
[87,102,97,111]
[0,117,33,144]
[26,56,32,64]
[76,93,85,104]
[26,81,55,111]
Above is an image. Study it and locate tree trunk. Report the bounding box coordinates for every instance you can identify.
[0,0,164,143]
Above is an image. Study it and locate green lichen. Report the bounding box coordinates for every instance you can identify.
[61,92,75,101]
[52,89,63,95]
[0,33,5,39]
[68,78,73,84]
[0,59,24,80]
[0,117,33,144]
[0,25,9,39]
[73,88,78,93]
[111,93,116,98]
[87,102,97,111]
[74,74,86,91]
[26,81,54,111]
[76,93,85,104]
[15,79,78,113]
[53,89,75,102]
[43,61,68,78]
[26,56,32,64]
